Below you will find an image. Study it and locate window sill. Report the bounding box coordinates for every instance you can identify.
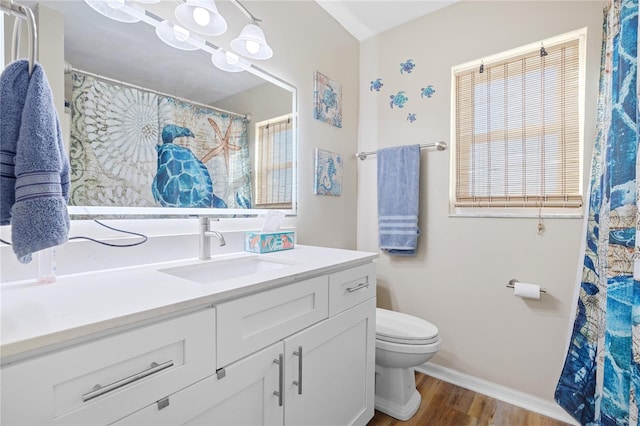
[449,207,584,219]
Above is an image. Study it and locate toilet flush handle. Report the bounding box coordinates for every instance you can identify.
[293,346,303,395]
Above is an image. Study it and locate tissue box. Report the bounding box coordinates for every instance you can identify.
[244,231,295,253]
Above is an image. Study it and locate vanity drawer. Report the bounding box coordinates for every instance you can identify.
[216,275,328,367]
[329,263,376,316]
[1,308,216,426]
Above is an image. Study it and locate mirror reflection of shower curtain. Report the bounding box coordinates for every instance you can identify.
[68,71,252,209]
[554,0,638,424]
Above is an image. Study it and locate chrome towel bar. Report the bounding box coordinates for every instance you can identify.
[356,141,447,161]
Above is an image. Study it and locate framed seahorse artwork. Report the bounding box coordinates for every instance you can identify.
[313,148,343,196]
[313,71,342,128]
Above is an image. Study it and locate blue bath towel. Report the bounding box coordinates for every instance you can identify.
[0,60,70,264]
[0,61,27,225]
[377,145,420,256]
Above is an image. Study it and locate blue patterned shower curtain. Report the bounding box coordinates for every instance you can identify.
[555,0,638,424]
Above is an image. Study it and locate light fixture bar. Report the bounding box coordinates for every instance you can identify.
[229,0,261,23]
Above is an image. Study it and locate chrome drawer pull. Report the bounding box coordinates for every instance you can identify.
[273,354,284,406]
[82,360,174,402]
[293,346,303,395]
[346,282,369,293]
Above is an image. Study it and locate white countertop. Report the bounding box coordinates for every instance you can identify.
[1,245,377,363]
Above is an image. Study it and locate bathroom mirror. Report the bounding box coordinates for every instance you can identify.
[21,0,297,217]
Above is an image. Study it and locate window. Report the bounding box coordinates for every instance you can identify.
[254,114,294,209]
[451,29,586,217]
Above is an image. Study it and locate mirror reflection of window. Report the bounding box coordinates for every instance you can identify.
[254,115,293,209]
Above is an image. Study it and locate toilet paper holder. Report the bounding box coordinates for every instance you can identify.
[507,279,547,294]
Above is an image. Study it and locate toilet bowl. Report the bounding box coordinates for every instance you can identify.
[375,308,440,421]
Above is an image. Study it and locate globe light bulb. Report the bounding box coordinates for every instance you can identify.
[192,7,210,26]
[245,40,260,55]
[173,25,190,42]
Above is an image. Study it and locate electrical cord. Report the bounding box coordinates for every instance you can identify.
[0,220,148,248]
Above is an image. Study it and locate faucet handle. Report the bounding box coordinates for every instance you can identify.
[198,217,225,260]
[198,216,220,229]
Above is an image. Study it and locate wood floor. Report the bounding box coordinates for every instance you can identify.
[367,373,571,426]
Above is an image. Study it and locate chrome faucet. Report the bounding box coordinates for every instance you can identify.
[199,217,226,260]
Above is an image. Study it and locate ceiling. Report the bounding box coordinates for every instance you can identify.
[315,0,459,41]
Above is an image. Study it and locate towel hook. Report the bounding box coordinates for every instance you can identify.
[1,0,38,75]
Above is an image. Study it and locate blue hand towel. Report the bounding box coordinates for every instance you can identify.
[377,145,421,256]
[0,60,70,264]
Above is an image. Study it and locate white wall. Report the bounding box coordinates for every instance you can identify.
[254,1,361,249]
[1,1,361,280]
[357,0,603,403]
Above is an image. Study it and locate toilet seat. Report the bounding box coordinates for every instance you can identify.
[376,308,439,345]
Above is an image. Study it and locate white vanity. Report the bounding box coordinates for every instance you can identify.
[0,246,377,425]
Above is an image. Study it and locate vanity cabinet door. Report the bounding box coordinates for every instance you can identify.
[283,297,376,426]
[112,342,284,426]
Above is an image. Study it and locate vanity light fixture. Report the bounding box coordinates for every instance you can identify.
[84,0,273,73]
[230,1,273,60]
[84,0,145,23]
[231,21,272,60]
[155,20,205,51]
[211,48,250,72]
[175,0,227,36]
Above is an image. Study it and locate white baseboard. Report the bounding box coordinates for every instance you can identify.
[415,363,578,425]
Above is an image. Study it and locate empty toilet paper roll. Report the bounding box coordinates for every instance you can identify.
[514,282,541,299]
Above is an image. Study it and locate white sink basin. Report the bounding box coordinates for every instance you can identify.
[160,256,292,284]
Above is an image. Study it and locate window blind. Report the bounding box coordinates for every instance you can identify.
[454,39,582,208]
[254,116,293,208]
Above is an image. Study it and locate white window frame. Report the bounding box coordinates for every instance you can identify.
[449,28,587,218]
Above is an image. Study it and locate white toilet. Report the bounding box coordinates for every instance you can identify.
[374,308,441,421]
